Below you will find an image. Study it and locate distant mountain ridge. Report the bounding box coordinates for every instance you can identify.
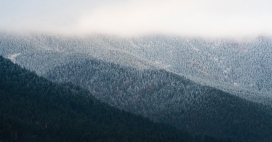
[1,33,272,141]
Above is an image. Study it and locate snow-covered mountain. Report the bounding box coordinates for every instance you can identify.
[0,33,271,104]
[1,32,272,141]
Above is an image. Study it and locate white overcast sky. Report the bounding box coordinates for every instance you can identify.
[1,0,272,37]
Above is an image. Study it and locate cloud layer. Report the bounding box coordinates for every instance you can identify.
[1,0,272,37]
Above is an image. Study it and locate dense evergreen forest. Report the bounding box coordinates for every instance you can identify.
[0,56,197,142]
[46,58,272,142]
[1,33,272,141]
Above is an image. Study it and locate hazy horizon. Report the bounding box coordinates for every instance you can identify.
[1,0,272,37]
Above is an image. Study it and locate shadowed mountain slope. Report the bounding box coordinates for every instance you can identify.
[0,56,202,142]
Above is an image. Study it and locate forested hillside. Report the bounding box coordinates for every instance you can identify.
[0,56,201,142]
[0,33,271,104]
[1,33,272,141]
[46,58,272,142]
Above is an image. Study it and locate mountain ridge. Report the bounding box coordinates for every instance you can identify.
[1,33,271,105]
[1,33,272,141]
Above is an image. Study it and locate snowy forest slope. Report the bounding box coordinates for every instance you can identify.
[1,33,272,141]
[0,33,271,104]
[45,57,272,142]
